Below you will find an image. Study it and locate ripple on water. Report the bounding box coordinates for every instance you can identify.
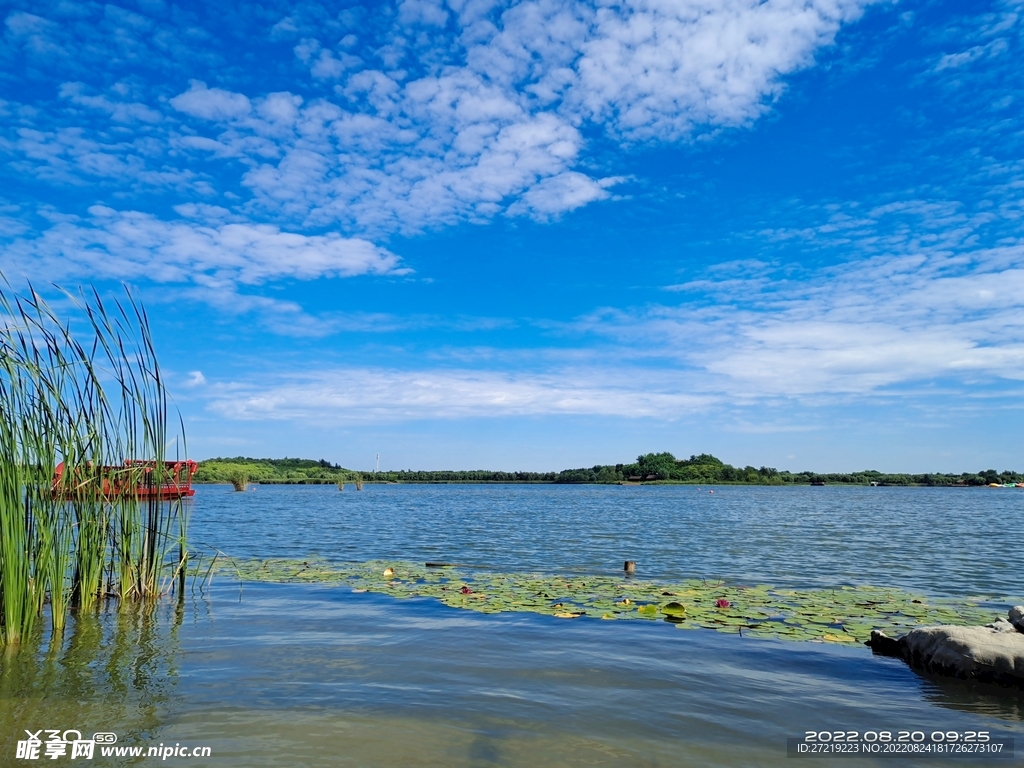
[165,584,1024,766]
[191,484,1024,598]
[3,486,1022,767]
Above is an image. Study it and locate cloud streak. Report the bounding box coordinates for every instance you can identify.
[207,365,714,423]
[594,210,1024,398]
[169,184,1024,425]
[2,206,406,290]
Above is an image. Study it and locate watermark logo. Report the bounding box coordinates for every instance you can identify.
[16,731,95,760]
[14,729,211,760]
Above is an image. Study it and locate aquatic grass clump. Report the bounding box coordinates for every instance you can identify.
[214,558,1014,645]
[0,282,188,646]
[336,472,363,491]
[228,470,249,492]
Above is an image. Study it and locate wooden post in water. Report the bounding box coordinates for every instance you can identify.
[356,479,363,490]
[337,481,344,491]
[624,560,636,574]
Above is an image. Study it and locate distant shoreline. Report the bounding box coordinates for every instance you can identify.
[192,453,1022,488]
[193,478,991,488]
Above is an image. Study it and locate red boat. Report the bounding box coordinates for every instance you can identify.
[53,460,198,500]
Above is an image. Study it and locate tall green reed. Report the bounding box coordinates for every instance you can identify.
[0,281,188,646]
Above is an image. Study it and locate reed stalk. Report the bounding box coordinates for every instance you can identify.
[0,280,188,646]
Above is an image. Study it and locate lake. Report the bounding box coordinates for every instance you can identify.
[2,484,1022,766]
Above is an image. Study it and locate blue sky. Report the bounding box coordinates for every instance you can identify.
[2,0,1023,472]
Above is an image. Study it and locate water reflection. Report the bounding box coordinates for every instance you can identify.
[163,583,1024,767]
[0,600,183,761]
[0,583,1022,767]
[920,673,1024,722]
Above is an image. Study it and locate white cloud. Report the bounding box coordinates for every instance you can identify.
[2,207,407,290]
[701,317,1024,396]
[507,171,623,218]
[586,215,1024,398]
[59,82,162,124]
[293,39,363,79]
[933,28,1012,72]
[7,124,206,192]
[0,0,878,323]
[170,80,251,121]
[399,0,450,28]
[159,0,874,231]
[173,184,1024,418]
[195,229,1024,418]
[207,366,713,422]
[572,0,868,140]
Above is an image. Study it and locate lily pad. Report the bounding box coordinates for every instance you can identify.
[215,557,1015,647]
[660,601,687,617]
[823,633,857,643]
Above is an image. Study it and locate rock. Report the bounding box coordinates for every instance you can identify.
[902,625,1024,683]
[986,618,1020,634]
[1010,605,1024,633]
[867,608,1024,686]
[867,630,904,657]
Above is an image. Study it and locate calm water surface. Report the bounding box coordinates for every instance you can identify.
[2,485,1022,766]
[193,484,1023,597]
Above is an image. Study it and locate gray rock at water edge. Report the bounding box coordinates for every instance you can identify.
[867,609,1024,686]
[987,618,1020,634]
[1009,605,1024,633]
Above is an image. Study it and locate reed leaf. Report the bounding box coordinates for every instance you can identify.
[0,278,189,646]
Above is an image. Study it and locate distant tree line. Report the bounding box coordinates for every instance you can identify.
[193,457,356,484]
[194,457,558,484]
[555,452,1023,486]
[193,454,1023,486]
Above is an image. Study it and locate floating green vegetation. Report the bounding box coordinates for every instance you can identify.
[216,559,1006,644]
